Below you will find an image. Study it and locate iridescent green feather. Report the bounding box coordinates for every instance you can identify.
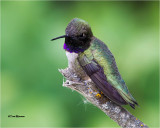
[79,37,137,105]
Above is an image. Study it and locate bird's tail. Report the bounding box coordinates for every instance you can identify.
[118,90,138,109]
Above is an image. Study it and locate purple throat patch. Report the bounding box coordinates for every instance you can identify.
[63,43,85,53]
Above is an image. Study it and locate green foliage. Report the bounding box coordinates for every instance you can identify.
[1,1,159,127]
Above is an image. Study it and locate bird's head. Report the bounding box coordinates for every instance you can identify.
[51,18,93,53]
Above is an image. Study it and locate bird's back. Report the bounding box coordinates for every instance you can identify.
[78,37,138,108]
[83,37,123,86]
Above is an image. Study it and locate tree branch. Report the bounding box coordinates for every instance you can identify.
[59,52,148,128]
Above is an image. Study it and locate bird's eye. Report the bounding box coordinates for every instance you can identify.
[79,33,85,37]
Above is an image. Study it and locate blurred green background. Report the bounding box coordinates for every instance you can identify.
[1,1,159,127]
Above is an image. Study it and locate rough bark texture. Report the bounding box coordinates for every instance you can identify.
[59,52,148,128]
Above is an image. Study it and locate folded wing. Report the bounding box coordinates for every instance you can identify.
[78,55,127,106]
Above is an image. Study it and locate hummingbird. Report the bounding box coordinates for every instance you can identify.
[51,18,138,109]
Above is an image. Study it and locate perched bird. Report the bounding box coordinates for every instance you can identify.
[51,18,138,109]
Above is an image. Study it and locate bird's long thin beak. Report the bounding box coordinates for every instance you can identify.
[51,35,67,41]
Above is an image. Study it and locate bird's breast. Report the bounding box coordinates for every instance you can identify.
[65,51,89,80]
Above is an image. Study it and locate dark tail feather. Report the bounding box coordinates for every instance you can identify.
[133,100,139,106]
[129,100,139,109]
[129,103,135,109]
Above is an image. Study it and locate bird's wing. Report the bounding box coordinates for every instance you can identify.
[78,37,138,108]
